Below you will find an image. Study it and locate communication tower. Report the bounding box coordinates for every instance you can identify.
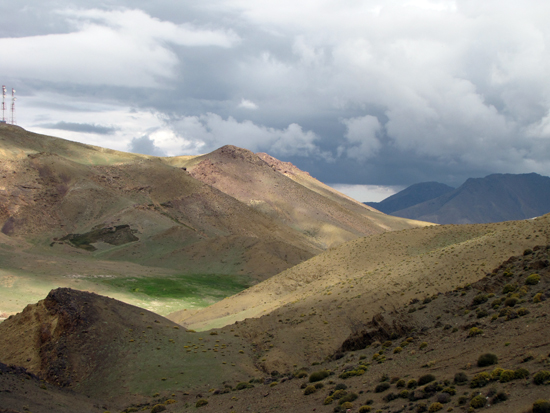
[10,88,16,125]
[1,85,6,123]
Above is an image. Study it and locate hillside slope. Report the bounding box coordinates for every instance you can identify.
[172,213,550,371]
[392,173,550,224]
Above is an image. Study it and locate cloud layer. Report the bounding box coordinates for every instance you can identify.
[2,1,550,188]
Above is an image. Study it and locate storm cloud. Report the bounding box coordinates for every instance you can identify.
[2,0,550,197]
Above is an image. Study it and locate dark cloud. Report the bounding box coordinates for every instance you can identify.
[2,1,550,193]
[39,121,118,135]
[128,135,166,157]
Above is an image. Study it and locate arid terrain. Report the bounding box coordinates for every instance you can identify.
[1,124,549,413]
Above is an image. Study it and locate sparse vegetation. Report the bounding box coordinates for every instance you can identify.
[477,353,498,367]
[525,274,541,285]
[534,371,550,385]
[309,370,330,382]
[374,382,391,392]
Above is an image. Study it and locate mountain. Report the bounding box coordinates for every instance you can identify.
[0,123,428,318]
[365,182,454,214]
[391,173,550,224]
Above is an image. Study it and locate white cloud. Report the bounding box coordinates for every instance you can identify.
[327,184,404,202]
[0,8,239,87]
[238,99,258,110]
[339,115,382,160]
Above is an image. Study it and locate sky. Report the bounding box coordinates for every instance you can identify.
[1,1,550,201]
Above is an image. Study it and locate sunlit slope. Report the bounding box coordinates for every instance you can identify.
[169,145,432,249]
[172,214,550,333]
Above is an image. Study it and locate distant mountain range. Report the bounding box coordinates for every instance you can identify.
[368,173,550,224]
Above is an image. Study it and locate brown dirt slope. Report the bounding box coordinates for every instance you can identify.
[172,213,550,373]
[0,288,257,403]
[170,145,431,249]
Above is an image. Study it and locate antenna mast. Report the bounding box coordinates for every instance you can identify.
[1,86,6,123]
[10,88,16,125]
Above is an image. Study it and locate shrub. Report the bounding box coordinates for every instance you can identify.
[533,399,550,413]
[506,310,519,320]
[339,392,358,404]
[323,396,333,405]
[477,353,498,367]
[514,367,530,379]
[382,340,392,347]
[491,298,502,308]
[294,370,308,378]
[396,379,406,388]
[499,370,516,383]
[407,379,418,389]
[534,293,544,303]
[454,372,468,385]
[358,406,372,413]
[416,402,428,412]
[236,382,254,390]
[303,385,317,395]
[441,387,456,395]
[468,327,483,337]
[524,248,533,255]
[195,399,208,408]
[517,307,530,316]
[436,393,451,404]
[399,389,410,398]
[383,392,398,402]
[428,402,443,412]
[420,342,428,349]
[502,284,517,294]
[490,368,504,380]
[393,346,403,354]
[341,401,353,409]
[534,371,550,385]
[491,391,508,404]
[375,382,391,392]
[332,389,347,399]
[472,294,488,305]
[476,308,489,318]
[151,405,166,413]
[418,374,436,386]
[339,369,366,379]
[309,370,330,382]
[504,297,518,307]
[470,372,491,388]
[457,396,468,405]
[526,274,541,285]
[334,383,348,391]
[314,382,324,389]
[470,395,486,409]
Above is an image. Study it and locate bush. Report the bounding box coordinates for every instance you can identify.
[314,382,324,389]
[477,353,498,367]
[382,340,392,347]
[472,294,488,305]
[334,383,348,391]
[491,298,502,308]
[441,386,456,395]
[468,327,483,337]
[151,405,166,413]
[393,346,403,354]
[517,307,530,316]
[420,342,428,349]
[383,392,398,402]
[416,402,428,412]
[534,293,544,303]
[339,369,366,379]
[534,371,550,385]
[470,372,491,388]
[341,401,353,410]
[502,284,517,294]
[195,400,208,408]
[470,395,486,409]
[374,382,391,392]
[294,369,308,378]
[490,391,508,404]
[407,379,418,389]
[476,308,489,318]
[399,389,410,398]
[504,297,518,307]
[454,372,468,385]
[499,369,516,383]
[235,382,254,390]
[358,406,372,413]
[418,374,436,385]
[533,399,550,413]
[332,389,347,399]
[339,392,358,404]
[396,379,406,388]
[514,367,530,379]
[323,396,334,405]
[428,402,443,412]
[436,393,451,404]
[526,274,541,285]
[309,370,330,382]
[303,385,317,395]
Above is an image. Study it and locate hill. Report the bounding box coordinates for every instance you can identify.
[391,173,550,224]
[366,182,454,214]
[1,231,549,412]
[0,123,428,318]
